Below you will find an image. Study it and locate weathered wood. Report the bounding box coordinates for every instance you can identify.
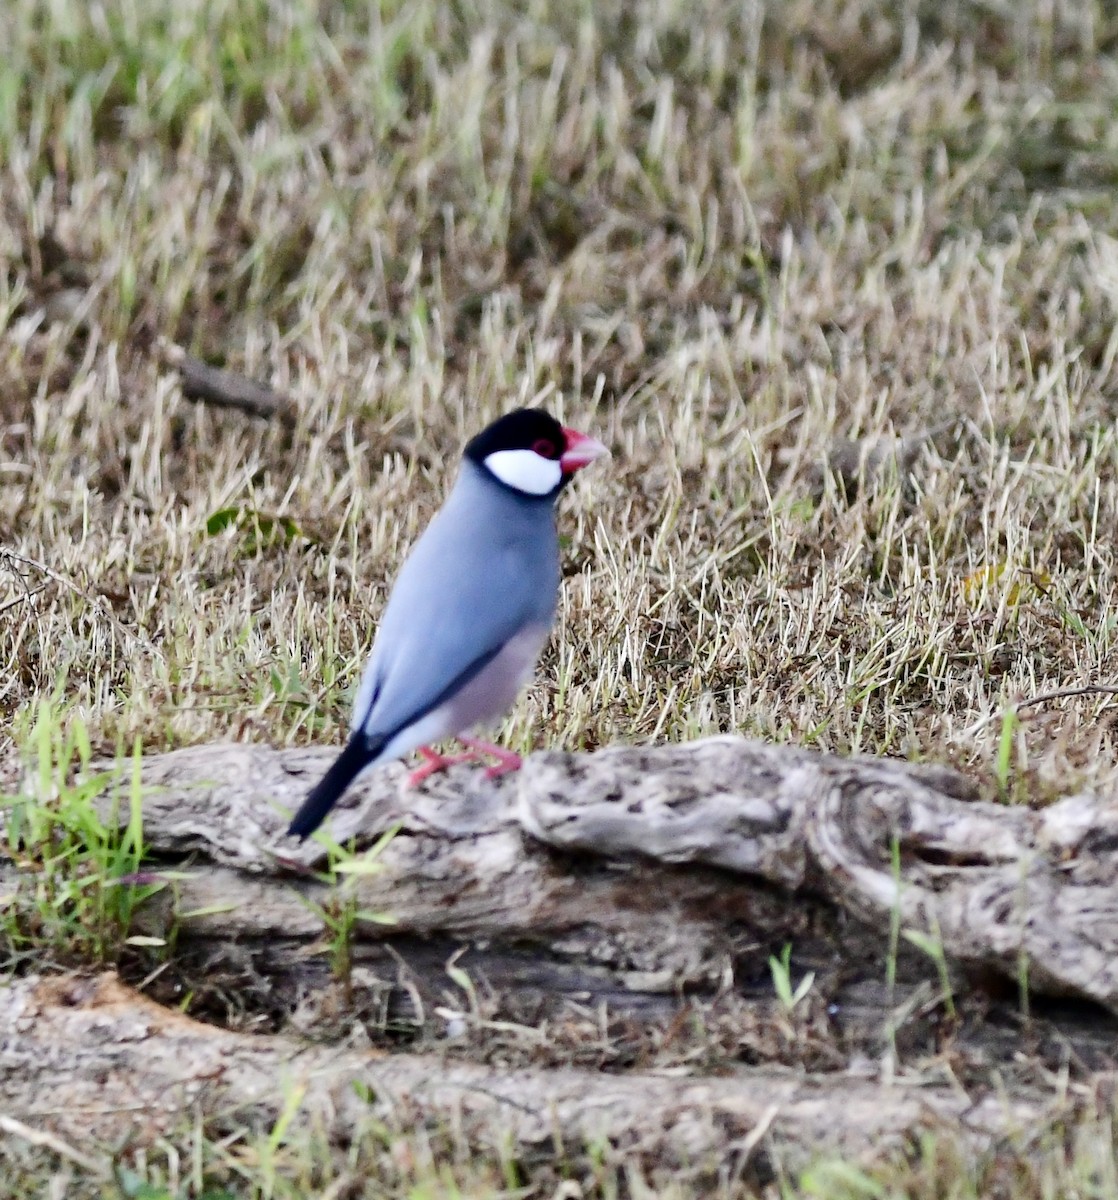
[2,735,1114,1174]
[0,973,1061,1177]
[521,740,1118,1011]
[113,736,1118,1013]
[121,744,827,1021]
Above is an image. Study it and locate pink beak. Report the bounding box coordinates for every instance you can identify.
[559,427,610,474]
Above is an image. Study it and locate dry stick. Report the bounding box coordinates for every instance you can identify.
[0,581,48,615]
[734,1102,781,1174]
[1015,684,1118,712]
[1,548,87,605]
[965,684,1118,737]
[0,549,156,659]
[159,339,295,425]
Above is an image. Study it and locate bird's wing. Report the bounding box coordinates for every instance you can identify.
[350,488,558,747]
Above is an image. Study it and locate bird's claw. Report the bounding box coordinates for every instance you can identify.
[406,739,523,786]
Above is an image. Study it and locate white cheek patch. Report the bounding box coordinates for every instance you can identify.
[483,449,563,496]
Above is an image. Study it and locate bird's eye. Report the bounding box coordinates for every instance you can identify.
[531,438,558,459]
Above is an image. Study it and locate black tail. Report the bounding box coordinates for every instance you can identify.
[288,735,383,840]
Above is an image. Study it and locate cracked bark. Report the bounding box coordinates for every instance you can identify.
[123,735,1118,1014]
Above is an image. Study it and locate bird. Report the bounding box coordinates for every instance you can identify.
[287,407,609,839]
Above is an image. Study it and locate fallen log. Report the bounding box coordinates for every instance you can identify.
[0,972,1063,1180]
[4,735,1118,1176]
[117,736,1118,1014]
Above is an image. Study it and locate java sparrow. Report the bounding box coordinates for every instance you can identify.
[287,408,609,839]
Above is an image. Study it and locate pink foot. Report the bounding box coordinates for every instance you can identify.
[406,745,476,787]
[457,736,523,779]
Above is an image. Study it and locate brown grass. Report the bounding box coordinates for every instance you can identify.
[4,0,1118,1194]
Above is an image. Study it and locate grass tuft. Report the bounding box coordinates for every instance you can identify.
[1,698,163,965]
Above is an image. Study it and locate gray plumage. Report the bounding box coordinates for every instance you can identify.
[349,458,561,756]
[288,407,606,839]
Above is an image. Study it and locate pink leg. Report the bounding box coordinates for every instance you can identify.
[406,744,476,787]
[457,736,523,778]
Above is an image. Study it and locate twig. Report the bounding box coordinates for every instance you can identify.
[964,685,1118,737]
[0,549,86,605]
[0,581,47,616]
[0,549,157,659]
[159,339,295,424]
[732,1101,781,1173]
[0,1113,110,1177]
[1015,684,1118,713]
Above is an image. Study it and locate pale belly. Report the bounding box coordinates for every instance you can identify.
[379,623,550,761]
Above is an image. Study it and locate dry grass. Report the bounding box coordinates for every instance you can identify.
[5,0,1118,1194]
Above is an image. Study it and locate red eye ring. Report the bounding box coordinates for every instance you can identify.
[531,438,557,459]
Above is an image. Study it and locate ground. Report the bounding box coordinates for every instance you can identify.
[3,0,1118,1195]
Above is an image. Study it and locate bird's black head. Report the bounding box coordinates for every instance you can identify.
[465,408,608,499]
